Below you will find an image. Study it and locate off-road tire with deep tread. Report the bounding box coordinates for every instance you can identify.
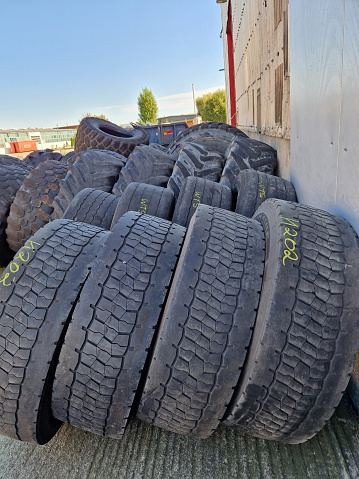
[74,117,149,157]
[6,160,68,252]
[63,188,120,230]
[223,199,359,444]
[220,137,277,192]
[149,143,168,152]
[137,204,265,438]
[167,122,248,160]
[167,143,224,200]
[112,145,175,197]
[235,169,297,217]
[172,177,233,228]
[52,213,186,439]
[22,150,63,168]
[111,183,175,229]
[52,149,126,219]
[0,220,108,444]
[0,155,32,171]
[0,165,30,266]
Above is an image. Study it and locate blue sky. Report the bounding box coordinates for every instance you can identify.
[0,1,225,129]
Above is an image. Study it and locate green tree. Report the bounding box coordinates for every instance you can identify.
[196,89,226,123]
[137,87,158,124]
[79,113,109,122]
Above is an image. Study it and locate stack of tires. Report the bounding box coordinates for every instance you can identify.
[0,118,358,448]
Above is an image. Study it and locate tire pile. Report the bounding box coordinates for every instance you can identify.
[0,117,358,447]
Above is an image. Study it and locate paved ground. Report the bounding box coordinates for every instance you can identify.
[0,394,356,479]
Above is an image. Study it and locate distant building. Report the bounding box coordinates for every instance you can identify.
[157,114,201,128]
[0,127,78,154]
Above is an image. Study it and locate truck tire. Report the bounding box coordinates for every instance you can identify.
[112,145,175,197]
[52,213,186,439]
[167,122,248,160]
[63,188,120,230]
[6,160,68,252]
[172,177,233,228]
[22,150,63,168]
[74,117,149,157]
[223,199,359,444]
[111,183,175,229]
[220,138,277,191]
[167,143,224,200]
[235,169,297,217]
[0,220,108,444]
[52,149,126,219]
[137,205,265,438]
[0,165,30,266]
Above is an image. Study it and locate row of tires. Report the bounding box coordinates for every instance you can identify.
[0,118,358,448]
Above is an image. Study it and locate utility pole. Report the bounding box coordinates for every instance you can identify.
[192,84,196,114]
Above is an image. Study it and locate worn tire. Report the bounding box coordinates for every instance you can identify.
[6,160,68,252]
[0,220,108,444]
[137,205,265,438]
[63,188,120,230]
[149,143,168,152]
[112,145,175,197]
[52,149,126,219]
[0,165,30,266]
[235,169,297,217]
[111,183,175,229]
[0,155,32,171]
[52,213,186,439]
[172,177,233,228]
[22,150,63,168]
[223,199,359,444]
[74,117,149,157]
[220,138,277,192]
[167,143,224,200]
[167,122,248,160]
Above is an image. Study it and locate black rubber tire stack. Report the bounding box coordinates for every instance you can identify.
[63,188,121,230]
[111,182,175,228]
[74,117,149,157]
[112,145,175,197]
[6,160,68,252]
[52,149,126,219]
[22,150,63,168]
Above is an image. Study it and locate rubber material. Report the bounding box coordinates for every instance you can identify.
[0,220,108,444]
[0,155,32,171]
[167,143,224,200]
[6,160,68,252]
[22,150,63,168]
[112,145,175,197]
[137,205,265,438]
[63,188,120,230]
[0,165,30,266]
[172,177,233,228]
[220,137,277,192]
[74,117,149,157]
[52,149,125,219]
[111,182,175,229]
[167,122,248,160]
[235,169,297,217]
[52,213,186,439]
[223,199,359,444]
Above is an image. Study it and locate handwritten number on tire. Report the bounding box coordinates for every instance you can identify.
[282,217,299,265]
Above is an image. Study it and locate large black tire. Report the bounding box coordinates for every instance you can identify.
[111,183,175,229]
[0,165,30,266]
[167,143,224,200]
[235,169,297,217]
[223,199,359,444]
[0,220,108,444]
[112,145,175,197]
[172,177,233,228]
[22,150,63,168]
[74,117,149,157]
[52,149,125,219]
[60,151,76,165]
[52,213,186,439]
[220,137,277,192]
[63,188,120,230]
[149,143,168,152]
[6,160,68,252]
[0,155,32,171]
[137,205,265,438]
[167,122,248,160]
